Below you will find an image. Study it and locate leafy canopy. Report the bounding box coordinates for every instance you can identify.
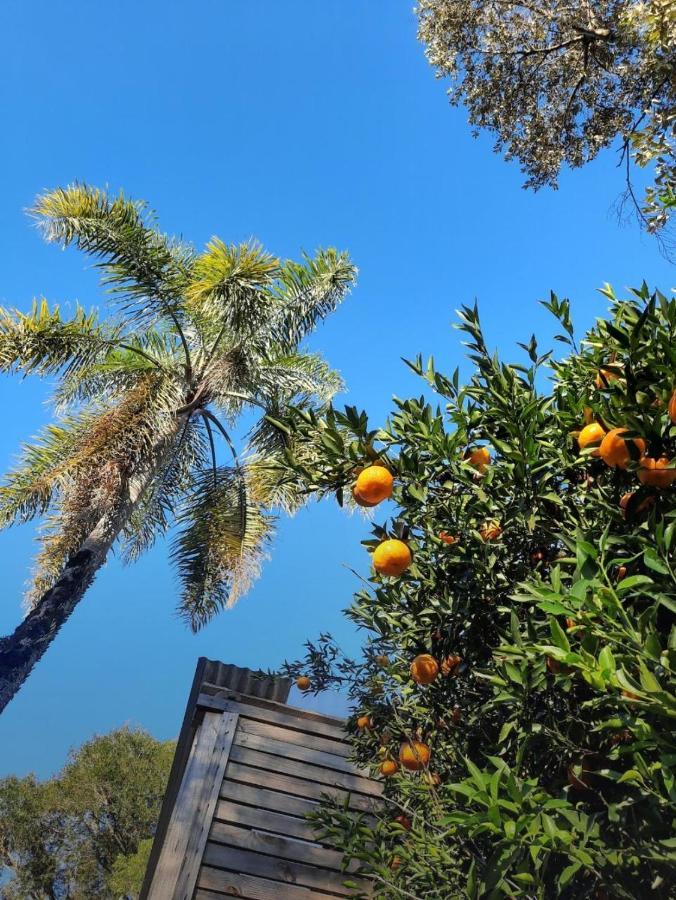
[279,283,676,898]
[417,1,675,239]
[0,727,174,899]
[0,184,356,627]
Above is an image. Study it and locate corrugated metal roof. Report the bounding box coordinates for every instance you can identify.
[201,659,291,703]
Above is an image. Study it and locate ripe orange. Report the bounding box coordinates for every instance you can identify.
[616,566,627,581]
[637,455,676,488]
[467,446,491,471]
[594,368,621,389]
[373,539,412,577]
[354,464,394,506]
[399,740,431,771]
[441,654,462,676]
[356,715,372,730]
[296,675,311,691]
[389,855,402,870]
[422,771,441,786]
[668,389,676,424]
[620,491,655,519]
[479,521,502,541]
[599,428,646,468]
[351,486,377,508]
[410,654,439,685]
[439,531,458,545]
[379,759,399,777]
[578,422,606,456]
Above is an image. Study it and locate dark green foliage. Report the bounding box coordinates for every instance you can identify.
[0,727,174,899]
[279,284,676,898]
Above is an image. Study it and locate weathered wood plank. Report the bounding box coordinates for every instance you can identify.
[220,778,319,819]
[202,841,370,896]
[214,798,319,843]
[200,681,347,728]
[196,866,336,899]
[209,821,358,873]
[235,728,369,776]
[237,716,352,759]
[146,711,238,900]
[224,762,380,814]
[229,745,382,798]
[197,693,348,742]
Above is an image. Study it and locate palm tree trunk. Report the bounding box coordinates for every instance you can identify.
[0,423,184,714]
[0,505,127,713]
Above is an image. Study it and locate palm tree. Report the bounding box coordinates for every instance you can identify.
[0,184,356,713]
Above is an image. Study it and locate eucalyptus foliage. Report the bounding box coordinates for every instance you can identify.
[416,1,675,238]
[280,284,676,898]
[0,184,355,712]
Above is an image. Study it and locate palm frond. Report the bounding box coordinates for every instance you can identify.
[261,249,356,351]
[186,239,279,339]
[172,466,273,631]
[32,184,193,328]
[119,416,209,562]
[254,352,343,405]
[0,299,124,377]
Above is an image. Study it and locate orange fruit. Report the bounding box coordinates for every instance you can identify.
[389,855,402,870]
[467,446,491,471]
[578,422,606,456]
[599,428,646,468]
[394,814,412,831]
[379,759,399,777]
[637,455,676,488]
[399,740,431,771]
[439,531,458,545]
[616,566,627,581]
[423,771,441,786]
[356,715,372,730]
[441,654,462,676]
[668,389,676,424]
[595,368,621,389]
[479,521,502,541]
[354,464,394,505]
[410,654,439,685]
[373,539,412,576]
[351,486,377,508]
[296,675,311,691]
[619,491,655,519]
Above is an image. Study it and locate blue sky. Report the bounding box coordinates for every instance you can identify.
[0,0,672,778]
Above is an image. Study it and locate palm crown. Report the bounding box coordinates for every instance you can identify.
[0,184,356,630]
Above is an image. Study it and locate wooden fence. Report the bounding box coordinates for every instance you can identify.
[143,677,382,899]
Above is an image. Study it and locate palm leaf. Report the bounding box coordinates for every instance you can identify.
[32,184,193,328]
[172,466,273,630]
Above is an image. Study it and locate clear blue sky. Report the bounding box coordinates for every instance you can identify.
[0,1,672,778]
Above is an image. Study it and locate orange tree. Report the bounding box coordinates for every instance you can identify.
[276,283,676,899]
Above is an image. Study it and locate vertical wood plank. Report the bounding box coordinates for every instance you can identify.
[146,710,238,900]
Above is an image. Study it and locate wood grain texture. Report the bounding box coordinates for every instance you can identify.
[196,865,337,899]
[213,798,319,843]
[146,710,238,900]
[209,821,359,872]
[201,841,369,895]
[224,762,380,814]
[229,745,381,797]
[234,729,370,777]
[237,716,352,759]
[219,778,319,819]
[197,693,349,742]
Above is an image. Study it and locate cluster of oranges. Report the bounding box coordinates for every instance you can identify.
[577,385,676,489]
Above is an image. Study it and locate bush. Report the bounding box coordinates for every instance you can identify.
[279,283,676,899]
